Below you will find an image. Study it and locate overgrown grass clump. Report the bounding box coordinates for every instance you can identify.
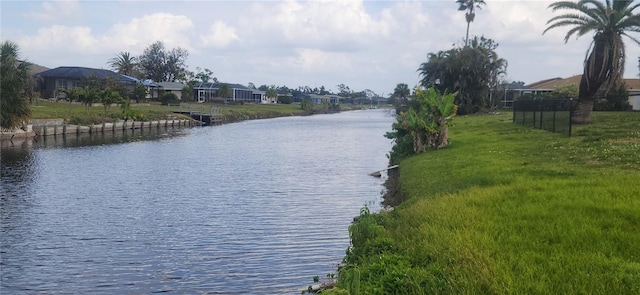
[328,112,640,294]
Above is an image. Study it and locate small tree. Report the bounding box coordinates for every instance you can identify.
[300,99,313,113]
[391,83,411,113]
[63,88,82,103]
[266,86,278,102]
[594,82,631,111]
[100,90,122,116]
[217,84,232,103]
[181,85,194,102]
[386,88,457,162]
[161,92,179,106]
[551,84,579,99]
[131,83,148,103]
[1,41,31,129]
[76,76,103,114]
[278,95,292,104]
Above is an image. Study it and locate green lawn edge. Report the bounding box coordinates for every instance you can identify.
[29,100,368,125]
[327,111,640,295]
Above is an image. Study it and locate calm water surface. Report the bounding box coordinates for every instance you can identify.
[1,109,394,294]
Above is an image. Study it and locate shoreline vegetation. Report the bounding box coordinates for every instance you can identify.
[320,111,640,294]
[0,100,371,140]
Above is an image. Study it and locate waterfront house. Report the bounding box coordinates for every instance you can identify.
[505,75,640,110]
[252,89,268,104]
[308,94,340,105]
[626,79,640,110]
[35,66,138,99]
[193,82,255,103]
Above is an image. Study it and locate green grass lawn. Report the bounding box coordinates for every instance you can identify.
[30,100,312,123]
[331,111,640,294]
[29,100,364,124]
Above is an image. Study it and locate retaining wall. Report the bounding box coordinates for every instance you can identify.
[32,119,192,137]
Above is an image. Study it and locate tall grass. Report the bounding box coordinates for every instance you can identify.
[329,112,640,294]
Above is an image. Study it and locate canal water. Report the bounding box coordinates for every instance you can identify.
[1,109,395,294]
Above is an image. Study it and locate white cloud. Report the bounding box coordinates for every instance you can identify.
[5,0,639,94]
[18,25,99,54]
[26,0,82,23]
[294,48,352,72]
[17,12,196,68]
[246,0,392,51]
[106,13,195,53]
[199,21,240,49]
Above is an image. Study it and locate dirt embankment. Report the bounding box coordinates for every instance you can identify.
[381,166,407,207]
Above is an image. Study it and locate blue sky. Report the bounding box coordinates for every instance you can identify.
[2,0,639,96]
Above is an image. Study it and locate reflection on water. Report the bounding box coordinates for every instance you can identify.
[1,126,190,150]
[1,110,394,294]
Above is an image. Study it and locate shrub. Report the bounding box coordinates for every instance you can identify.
[161,92,179,105]
[123,109,145,121]
[68,115,112,125]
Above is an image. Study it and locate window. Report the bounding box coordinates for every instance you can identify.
[56,79,67,89]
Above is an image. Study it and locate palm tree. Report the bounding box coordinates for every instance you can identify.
[392,83,411,112]
[544,0,640,123]
[1,41,32,129]
[108,51,138,77]
[456,0,486,47]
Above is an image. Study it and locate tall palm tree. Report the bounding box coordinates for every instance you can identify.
[544,0,640,123]
[456,0,486,47]
[108,51,138,77]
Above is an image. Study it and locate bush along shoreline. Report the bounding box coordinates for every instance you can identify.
[318,111,640,294]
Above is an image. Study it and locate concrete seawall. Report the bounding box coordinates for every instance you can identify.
[31,119,193,137]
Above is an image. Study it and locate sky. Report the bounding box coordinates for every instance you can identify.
[1,0,639,96]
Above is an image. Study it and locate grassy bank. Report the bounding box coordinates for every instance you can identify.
[329,112,640,294]
[30,100,365,124]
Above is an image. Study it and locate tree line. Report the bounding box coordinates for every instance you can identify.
[388,0,638,126]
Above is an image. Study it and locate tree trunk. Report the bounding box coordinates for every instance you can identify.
[436,119,449,149]
[571,99,594,124]
[464,21,470,47]
[573,39,607,124]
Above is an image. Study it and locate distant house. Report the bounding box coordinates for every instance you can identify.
[626,78,640,111]
[142,80,159,101]
[35,66,138,99]
[251,89,267,104]
[505,75,640,110]
[193,82,256,103]
[308,94,340,105]
[156,81,186,100]
[372,95,389,106]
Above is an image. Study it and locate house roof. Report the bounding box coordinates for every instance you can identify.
[527,75,640,90]
[25,62,50,76]
[309,94,340,100]
[157,81,186,90]
[194,82,252,90]
[527,75,582,90]
[37,66,137,85]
